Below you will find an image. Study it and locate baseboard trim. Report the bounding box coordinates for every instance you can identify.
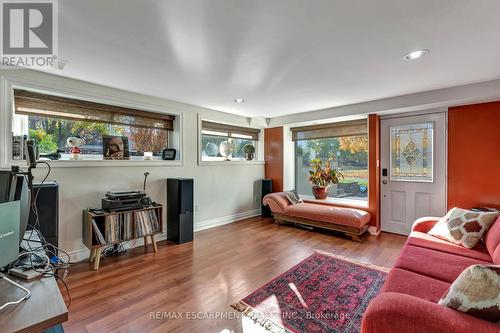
[68,210,261,262]
[68,248,90,263]
[368,226,380,236]
[194,209,261,232]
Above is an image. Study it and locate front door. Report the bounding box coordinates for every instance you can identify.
[380,112,447,235]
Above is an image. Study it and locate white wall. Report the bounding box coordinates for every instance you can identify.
[0,69,265,260]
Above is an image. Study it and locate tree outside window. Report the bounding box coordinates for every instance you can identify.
[24,115,168,158]
[295,135,368,200]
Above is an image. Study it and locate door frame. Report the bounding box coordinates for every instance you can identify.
[379,108,448,233]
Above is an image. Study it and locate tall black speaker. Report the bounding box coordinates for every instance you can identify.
[261,179,273,217]
[28,181,59,251]
[167,178,194,244]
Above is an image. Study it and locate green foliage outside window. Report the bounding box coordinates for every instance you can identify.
[28,129,58,153]
[296,135,368,199]
[26,115,166,156]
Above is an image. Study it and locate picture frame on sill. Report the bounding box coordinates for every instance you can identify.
[103,136,130,160]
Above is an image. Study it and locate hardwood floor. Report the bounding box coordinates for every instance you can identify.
[61,217,406,333]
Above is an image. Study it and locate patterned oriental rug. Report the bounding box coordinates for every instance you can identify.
[232,251,388,333]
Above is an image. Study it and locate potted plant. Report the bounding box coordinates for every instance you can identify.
[243,144,255,160]
[308,158,343,199]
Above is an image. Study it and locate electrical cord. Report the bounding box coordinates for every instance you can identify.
[44,272,72,308]
[13,251,50,274]
[11,160,73,309]
[22,161,51,270]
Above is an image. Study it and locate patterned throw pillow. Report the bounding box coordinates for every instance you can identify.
[428,208,499,249]
[438,264,500,322]
[284,190,303,205]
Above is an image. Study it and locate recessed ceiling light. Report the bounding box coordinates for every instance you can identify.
[234,98,245,103]
[403,49,430,61]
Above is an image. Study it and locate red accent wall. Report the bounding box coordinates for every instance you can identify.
[448,101,500,209]
[368,114,380,229]
[264,127,284,192]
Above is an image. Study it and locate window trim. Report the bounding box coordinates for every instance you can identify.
[300,194,369,209]
[197,116,264,165]
[1,76,184,168]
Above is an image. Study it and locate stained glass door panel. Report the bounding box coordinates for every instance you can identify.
[390,122,433,182]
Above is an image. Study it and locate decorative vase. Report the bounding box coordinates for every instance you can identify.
[219,141,234,161]
[312,186,330,199]
[245,153,254,161]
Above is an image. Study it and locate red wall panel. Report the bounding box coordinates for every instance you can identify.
[368,114,380,229]
[264,127,284,192]
[448,102,500,209]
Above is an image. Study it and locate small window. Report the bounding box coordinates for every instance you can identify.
[11,89,175,161]
[200,120,260,161]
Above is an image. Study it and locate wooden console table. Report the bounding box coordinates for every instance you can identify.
[83,205,163,270]
[0,275,68,333]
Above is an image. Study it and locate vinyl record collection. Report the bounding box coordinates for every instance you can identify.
[91,209,160,245]
[134,209,160,238]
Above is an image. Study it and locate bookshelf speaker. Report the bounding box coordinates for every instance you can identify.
[167,178,194,244]
[261,179,273,218]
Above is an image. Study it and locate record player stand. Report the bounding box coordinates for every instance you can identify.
[83,205,163,270]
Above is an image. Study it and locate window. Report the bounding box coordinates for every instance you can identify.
[201,120,260,161]
[292,120,368,201]
[390,122,433,182]
[12,89,175,161]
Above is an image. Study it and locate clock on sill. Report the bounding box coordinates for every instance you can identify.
[162,149,176,160]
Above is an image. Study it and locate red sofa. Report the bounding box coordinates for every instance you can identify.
[361,216,500,333]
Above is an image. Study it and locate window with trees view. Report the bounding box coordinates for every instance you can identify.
[293,120,368,201]
[200,121,260,161]
[12,89,174,161]
[25,116,168,157]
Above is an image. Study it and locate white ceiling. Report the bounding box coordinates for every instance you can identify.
[47,0,500,117]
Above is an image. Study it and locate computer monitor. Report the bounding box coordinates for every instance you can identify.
[0,151,35,310]
[0,201,20,268]
[0,200,31,311]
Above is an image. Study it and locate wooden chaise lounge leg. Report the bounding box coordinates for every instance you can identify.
[350,234,362,242]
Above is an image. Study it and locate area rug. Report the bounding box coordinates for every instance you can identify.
[231,250,388,333]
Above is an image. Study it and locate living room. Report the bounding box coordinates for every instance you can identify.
[0,1,499,333]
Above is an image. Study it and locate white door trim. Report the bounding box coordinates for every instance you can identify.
[379,107,448,120]
[380,111,448,235]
